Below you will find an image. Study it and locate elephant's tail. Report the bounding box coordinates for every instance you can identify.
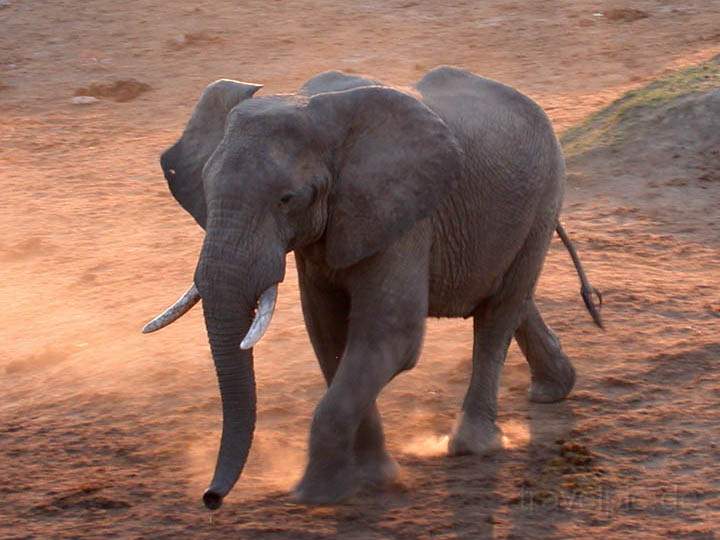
[556,222,604,329]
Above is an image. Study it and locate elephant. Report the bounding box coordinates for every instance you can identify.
[143,67,602,510]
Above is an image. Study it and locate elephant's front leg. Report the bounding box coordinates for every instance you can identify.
[294,249,429,504]
[296,259,398,493]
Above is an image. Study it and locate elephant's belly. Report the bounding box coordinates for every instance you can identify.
[425,191,536,318]
[426,232,514,318]
[427,265,503,318]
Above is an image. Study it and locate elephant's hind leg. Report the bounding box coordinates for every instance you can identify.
[515,299,576,403]
[448,310,511,456]
[449,219,556,456]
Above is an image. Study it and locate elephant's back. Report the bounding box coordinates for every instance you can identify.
[417,66,545,126]
[416,67,565,317]
[415,66,558,161]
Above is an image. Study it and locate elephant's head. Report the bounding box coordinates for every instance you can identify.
[144,79,461,509]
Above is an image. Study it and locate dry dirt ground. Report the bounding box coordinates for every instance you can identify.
[1,1,720,538]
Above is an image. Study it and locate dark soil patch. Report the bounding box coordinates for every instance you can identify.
[74,79,151,102]
[605,8,650,22]
[33,484,131,514]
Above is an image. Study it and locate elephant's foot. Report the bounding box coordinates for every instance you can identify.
[448,413,503,456]
[356,450,399,487]
[293,459,359,505]
[528,358,576,403]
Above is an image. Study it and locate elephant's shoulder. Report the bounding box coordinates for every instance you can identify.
[299,71,383,96]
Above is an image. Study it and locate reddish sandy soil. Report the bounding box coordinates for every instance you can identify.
[1,1,719,538]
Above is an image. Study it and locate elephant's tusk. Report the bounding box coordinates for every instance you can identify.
[240,285,278,350]
[142,284,201,334]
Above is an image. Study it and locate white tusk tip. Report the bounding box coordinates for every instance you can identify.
[141,284,201,336]
[238,285,278,351]
[141,323,158,334]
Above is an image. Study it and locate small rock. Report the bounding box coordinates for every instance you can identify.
[0,0,11,9]
[169,31,222,50]
[71,95,100,105]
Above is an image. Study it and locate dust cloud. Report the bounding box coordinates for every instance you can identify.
[2,0,719,537]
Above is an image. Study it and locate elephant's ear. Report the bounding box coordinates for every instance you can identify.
[160,80,262,228]
[309,86,462,268]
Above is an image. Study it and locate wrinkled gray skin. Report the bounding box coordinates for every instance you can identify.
[159,67,582,509]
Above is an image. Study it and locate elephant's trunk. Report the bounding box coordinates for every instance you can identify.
[194,221,284,510]
[202,309,256,510]
[194,227,259,511]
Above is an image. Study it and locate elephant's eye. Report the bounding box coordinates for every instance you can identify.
[278,192,294,206]
[278,185,316,211]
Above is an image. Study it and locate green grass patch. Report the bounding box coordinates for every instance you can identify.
[561,56,720,158]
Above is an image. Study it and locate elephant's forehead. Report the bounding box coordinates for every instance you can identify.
[222,114,318,170]
[227,94,309,129]
[219,133,310,167]
[209,135,312,188]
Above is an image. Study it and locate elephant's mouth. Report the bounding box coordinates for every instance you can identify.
[142,283,279,350]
